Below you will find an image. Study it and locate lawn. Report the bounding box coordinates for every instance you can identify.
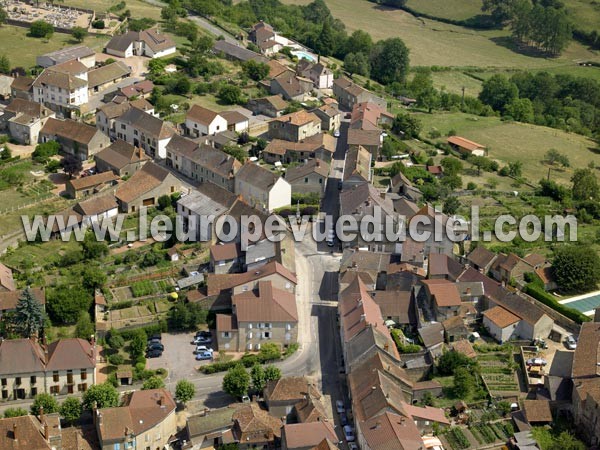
[430,71,484,97]
[62,0,162,20]
[281,0,600,68]
[0,25,109,69]
[414,111,600,185]
[406,0,483,21]
[1,239,80,270]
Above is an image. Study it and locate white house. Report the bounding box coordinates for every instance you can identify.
[105,28,176,59]
[32,60,89,117]
[184,105,228,137]
[482,306,520,343]
[235,162,291,213]
[114,106,176,159]
[222,110,250,133]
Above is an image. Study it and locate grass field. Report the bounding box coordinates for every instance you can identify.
[0,26,109,68]
[430,71,484,96]
[406,0,483,21]
[62,0,162,20]
[281,0,600,69]
[415,111,600,185]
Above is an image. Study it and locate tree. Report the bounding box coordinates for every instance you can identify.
[482,0,515,24]
[32,141,60,164]
[29,20,54,38]
[142,376,166,390]
[175,379,195,405]
[553,245,600,293]
[344,52,369,76]
[74,311,95,340]
[453,367,475,398]
[479,74,519,112]
[82,383,119,410]
[1,145,11,160]
[168,302,207,331]
[11,288,45,338]
[82,266,107,292]
[71,26,87,43]
[314,19,336,55]
[505,98,534,122]
[443,197,460,215]
[0,54,9,74]
[242,60,269,81]
[369,38,410,85]
[61,154,83,178]
[250,363,266,392]
[60,397,82,425]
[222,364,250,398]
[4,407,27,418]
[0,7,7,26]
[437,350,476,376]
[440,157,463,176]
[507,161,523,177]
[218,85,243,105]
[148,58,167,75]
[571,168,599,201]
[264,365,282,382]
[129,329,147,358]
[31,393,59,416]
[47,285,92,325]
[344,29,373,56]
[392,113,421,139]
[222,145,247,163]
[81,231,109,260]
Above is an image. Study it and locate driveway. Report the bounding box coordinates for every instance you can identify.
[146,332,213,382]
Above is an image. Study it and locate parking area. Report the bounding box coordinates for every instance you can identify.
[146,332,214,381]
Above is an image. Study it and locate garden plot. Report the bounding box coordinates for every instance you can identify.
[478,353,520,395]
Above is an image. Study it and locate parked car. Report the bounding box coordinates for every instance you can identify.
[348,443,358,450]
[194,345,213,354]
[339,411,348,426]
[195,331,211,338]
[343,425,355,442]
[526,358,547,366]
[336,400,345,414]
[195,351,213,361]
[149,333,162,341]
[565,335,577,350]
[147,343,164,352]
[193,336,212,345]
[146,349,162,358]
[334,129,340,138]
[148,338,161,345]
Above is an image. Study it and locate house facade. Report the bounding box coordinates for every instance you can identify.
[185,105,228,137]
[39,117,110,160]
[1,98,55,145]
[235,162,291,212]
[114,106,175,159]
[268,110,321,142]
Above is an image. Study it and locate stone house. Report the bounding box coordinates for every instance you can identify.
[40,118,110,160]
[268,110,321,142]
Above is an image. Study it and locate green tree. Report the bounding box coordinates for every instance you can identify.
[29,20,54,38]
[242,60,269,81]
[505,98,534,122]
[47,285,92,324]
[553,245,600,293]
[250,363,266,392]
[218,85,243,105]
[81,231,109,260]
[437,350,476,376]
[60,397,82,425]
[82,266,107,292]
[482,0,516,24]
[0,54,9,74]
[71,26,87,42]
[369,37,410,85]
[142,375,166,390]
[479,74,519,112]
[344,29,373,55]
[258,343,281,362]
[443,197,460,215]
[392,112,421,139]
[74,311,95,340]
[314,19,336,55]
[82,382,119,410]
[4,407,27,418]
[507,161,523,177]
[175,379,195,405]
[571,168,599,201]
[148,58,167,75]
[11,288,45,338]
[32,141,60,163]
[264,365,282,382]
[453,367,475,398]
[440,157,463,176]
[222,364,250,398]
[129,329,147,358]
[344,52,370,76]
[222,144,247,163]
[0,7,7,26]
[1,145,11,160]
[31,393,59,416]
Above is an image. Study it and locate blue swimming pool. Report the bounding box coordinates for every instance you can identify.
[292,50,316,62]
[560,291,600,315]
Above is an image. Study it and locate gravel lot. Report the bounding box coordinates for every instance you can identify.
[146,332,214,382]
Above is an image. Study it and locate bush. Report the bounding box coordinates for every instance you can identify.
[523,283,591,324]
[92,19,105,29]
[108,334,125,349]
[108,354,124,365]
[29,20,53,38]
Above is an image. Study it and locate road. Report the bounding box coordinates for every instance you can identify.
[142,0,237,43]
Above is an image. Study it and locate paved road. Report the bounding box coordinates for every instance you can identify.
[143,0,237,43]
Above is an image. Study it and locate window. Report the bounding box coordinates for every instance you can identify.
[305,178,309,183]
[1,379,6,387]
[31,387,38,396]
[53,371,59,382]
[263,332,271,339]
[81,369,87,380]
[50,386,59,394]
[30,376,36,384]
[286,323,292,331]
[222,331,230,338]
[120,124,126,130]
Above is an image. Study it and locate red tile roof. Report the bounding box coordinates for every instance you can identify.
[422,279,462,307]
[483,305,520,328]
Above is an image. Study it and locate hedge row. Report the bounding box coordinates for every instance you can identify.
[523,283,591,324]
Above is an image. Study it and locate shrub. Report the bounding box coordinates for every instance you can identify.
[92,19,105,29]
[108,354,124,365]
[523,283,591,324]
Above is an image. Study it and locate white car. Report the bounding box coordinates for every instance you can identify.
[195,346,213,354]
[343,425,355,442]
[334,129,341,137]
[526,358,547,366]
[336,400,345,414]
[566,335,577,350]
[348,443,358,450]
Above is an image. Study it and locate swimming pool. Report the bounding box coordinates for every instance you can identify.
[292,50,316,62]
[559,290,600,316]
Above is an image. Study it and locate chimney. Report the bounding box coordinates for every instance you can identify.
[384,342,389,352]
[158,395,164,406]
[360,314,366,322]
[316,160,320,167]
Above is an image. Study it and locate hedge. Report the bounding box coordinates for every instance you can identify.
[523,283,591,324]
[116,321,168,341]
